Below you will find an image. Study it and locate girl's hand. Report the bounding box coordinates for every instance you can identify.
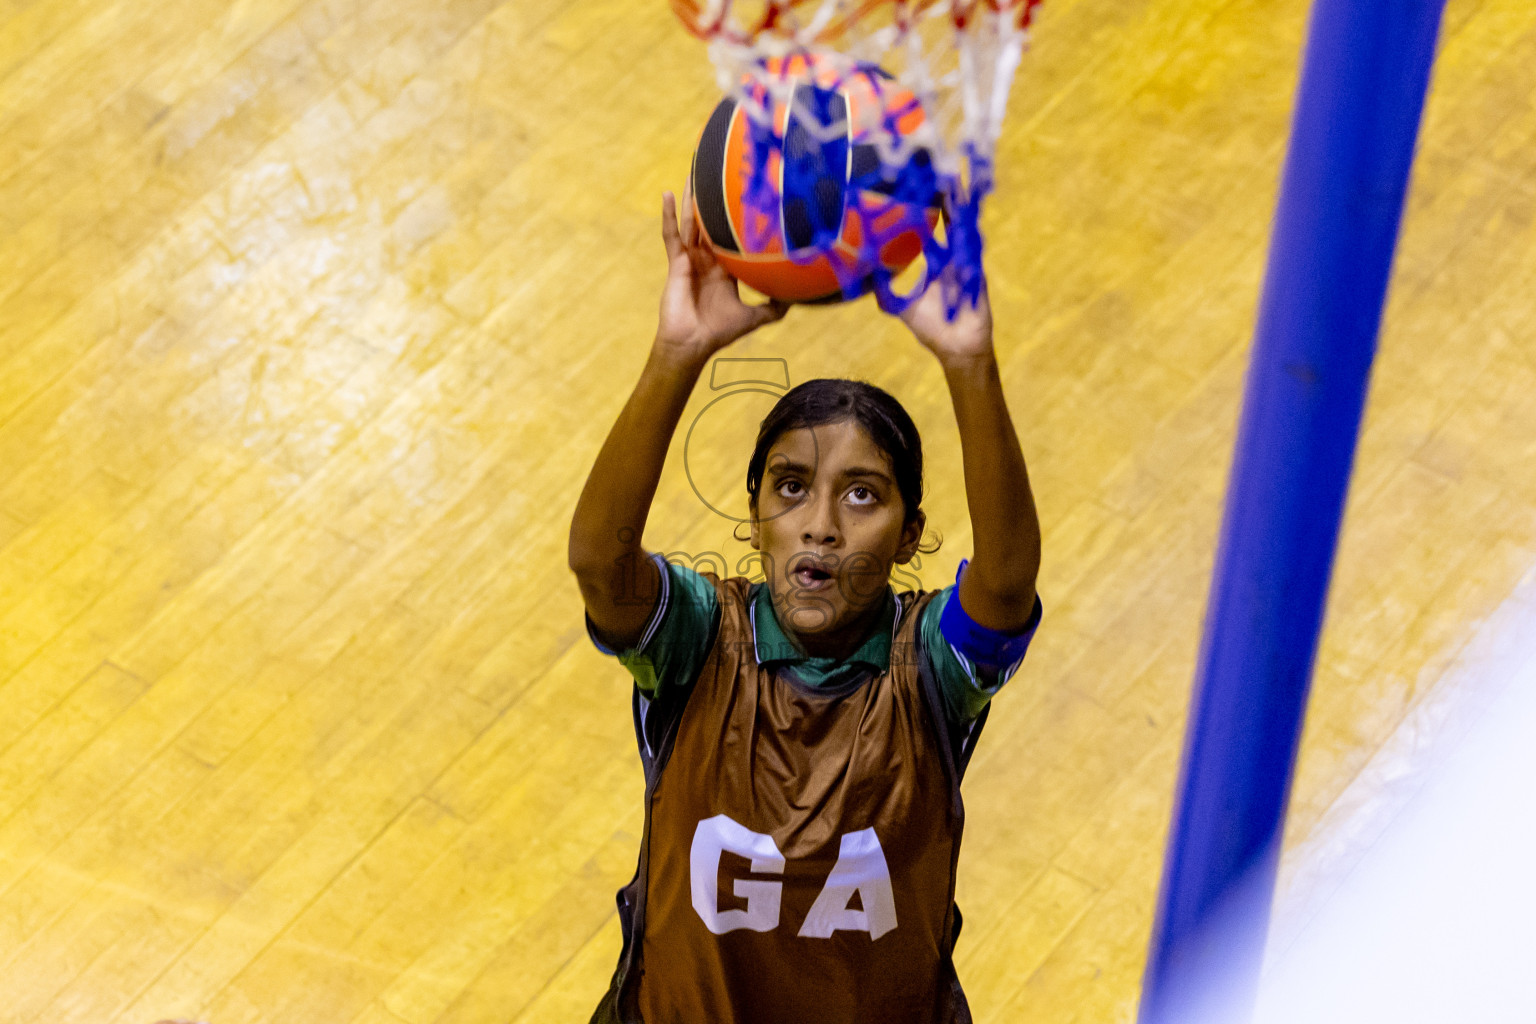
[656,181,788,356]
[896,269,995,366]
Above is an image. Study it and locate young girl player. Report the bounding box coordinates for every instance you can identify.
[568,183,1043,1024]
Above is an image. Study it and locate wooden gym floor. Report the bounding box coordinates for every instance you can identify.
[2,0,1534,1021]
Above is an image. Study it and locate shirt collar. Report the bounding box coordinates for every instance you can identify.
[749,582,902,671]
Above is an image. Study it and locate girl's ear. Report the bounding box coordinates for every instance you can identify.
[894,510,926,564]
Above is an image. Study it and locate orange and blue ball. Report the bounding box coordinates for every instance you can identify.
[690,53,943,305]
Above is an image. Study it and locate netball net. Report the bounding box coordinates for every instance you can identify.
[672,0,1044,317]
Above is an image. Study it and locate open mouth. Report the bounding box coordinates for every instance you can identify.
[791,557,835,592]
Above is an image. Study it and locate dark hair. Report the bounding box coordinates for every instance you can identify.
[743,378,941,553]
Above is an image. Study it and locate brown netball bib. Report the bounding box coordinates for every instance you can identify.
[593,575,974,1024]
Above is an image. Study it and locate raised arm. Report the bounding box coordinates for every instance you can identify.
[895,273,1041,632]
[568,186,787,649]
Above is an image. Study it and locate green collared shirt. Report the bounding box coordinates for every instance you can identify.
[748,580,901,690]
[588,554,1039,725]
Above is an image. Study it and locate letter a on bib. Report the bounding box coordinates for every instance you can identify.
[691,814,786,934]
[799,828,898,940]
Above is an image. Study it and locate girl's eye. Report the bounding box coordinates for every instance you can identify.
[848,486,875,504]
[777,479,804,498]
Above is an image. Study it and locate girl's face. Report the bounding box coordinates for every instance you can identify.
[749,419,924,655]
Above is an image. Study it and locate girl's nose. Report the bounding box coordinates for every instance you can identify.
[801,493,840,545]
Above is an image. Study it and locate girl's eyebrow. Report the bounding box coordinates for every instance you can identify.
[766,460,814,478]
[842,466,892,483]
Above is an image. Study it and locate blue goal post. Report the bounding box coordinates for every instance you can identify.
[1137,1,1449,1022]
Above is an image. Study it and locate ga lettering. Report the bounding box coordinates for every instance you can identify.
[690,813,897,939]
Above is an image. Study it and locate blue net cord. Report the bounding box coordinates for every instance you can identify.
[734,54,993,319]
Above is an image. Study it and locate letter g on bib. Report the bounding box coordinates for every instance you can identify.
[690,814,786,934]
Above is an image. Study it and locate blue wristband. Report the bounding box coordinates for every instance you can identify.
[939,559,1040,674]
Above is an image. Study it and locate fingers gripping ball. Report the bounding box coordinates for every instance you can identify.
[690,53,942,305]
